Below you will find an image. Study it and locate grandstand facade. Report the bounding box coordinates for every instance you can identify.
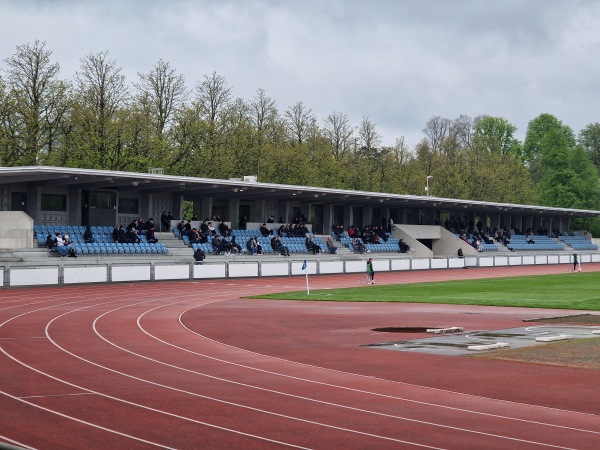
[2,165,599,236]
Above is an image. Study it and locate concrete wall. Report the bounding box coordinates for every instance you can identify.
[0,211,33,249]
[392,224,434,258]
[433,226,479,257]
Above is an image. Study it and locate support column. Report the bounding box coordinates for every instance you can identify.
[323,204,333,235]
[228,197,240,228]
[201,196,212,221]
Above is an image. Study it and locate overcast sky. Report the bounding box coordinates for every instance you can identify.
[1,0,599,147]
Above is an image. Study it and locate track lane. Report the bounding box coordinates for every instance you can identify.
[2,266,599,449]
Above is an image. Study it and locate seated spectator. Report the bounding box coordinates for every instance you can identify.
[306,236,321,254]
[145,218,155,233]
[272,236,290,256]
[193,247,205,264]
[176,220,185,236]
[125,228,141,244]
[219,220,231,237]
[207,221,216,235]
[267,215,275,223]
[45,233,56,249]
[189,228,200,244]
[353,237,367,254]
[83,225,95,243]
[146,227,158,244]
[137,218,147,235]
[238,216,248,230]
[218,237,233,256]
[55,233,76,258]
[183,220,192,237]
[326,236,337,254]
[526,233,535,244]
[113,225,126,243]
[246,237,262,255]
[230,236,244,254]
[212,235,222,254]
[399,239,410,253]
[200,220,209,234]
[457,247,464,258]
[197,230,208,244]
[259,223,270,237]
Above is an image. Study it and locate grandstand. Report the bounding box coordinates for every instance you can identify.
[1,165,600,286]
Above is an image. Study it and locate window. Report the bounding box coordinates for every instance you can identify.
[41,193,67,211]
[119,197,139,214]
[89,192,116,209]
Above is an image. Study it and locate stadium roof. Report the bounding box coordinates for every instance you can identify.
[1,165,599,218]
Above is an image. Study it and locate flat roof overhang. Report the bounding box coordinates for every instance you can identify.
[1,166,598,219]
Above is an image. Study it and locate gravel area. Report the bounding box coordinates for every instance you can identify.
[469,315,600,370]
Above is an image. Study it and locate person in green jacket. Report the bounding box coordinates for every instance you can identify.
[366,258,375,284]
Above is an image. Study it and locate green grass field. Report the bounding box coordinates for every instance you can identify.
[251,272,600,310]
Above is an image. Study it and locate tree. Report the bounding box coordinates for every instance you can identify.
[578,122,600,171]
[472,116,521,156]
[3,40,70,165]
[323,111,354,160]
[522,113,576,182]
[423,116,452,153]
[451,114,476,150]
[135,59,187,137]
[284,101,315,145]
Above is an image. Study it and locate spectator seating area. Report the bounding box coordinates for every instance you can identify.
[558,234,599,251]
[34,223,598,258]
[183,228,327,255]
[507,235,566,251]
[34,225,167,255]
[339,237,401,253]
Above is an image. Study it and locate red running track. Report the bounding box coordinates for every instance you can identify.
[1,264,599,449]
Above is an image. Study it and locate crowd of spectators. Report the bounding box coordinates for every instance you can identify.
[111,217,159,244]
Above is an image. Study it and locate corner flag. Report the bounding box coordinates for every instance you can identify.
[302,259,309,295]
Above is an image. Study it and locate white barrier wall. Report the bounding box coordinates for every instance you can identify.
[508,256,522,266]
[155,264,190,280]
[391,259,411,271]
[112,265,151,282]
[10,267,59,286]
[319,261,344,274]
[229,262,259,278]
[411,259,430,270]
[522,255,535,265]
[261,262,290,277]
[64,266,107,284]
[478,256,494,267]
[430,258,448,269]
[494,256,509,267]
[448,258,465,269]
[345,260,367,273]
[193,263,227,279]
[3,251,599,288]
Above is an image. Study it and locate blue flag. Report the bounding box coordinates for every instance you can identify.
[301,259,307,271]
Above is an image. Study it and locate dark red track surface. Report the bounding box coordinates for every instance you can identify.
[2,264,599,449]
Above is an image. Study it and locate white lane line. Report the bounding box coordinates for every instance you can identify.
[170,303,600,430]
[40,298,445,449]
[114,301,597,443]
[0,433,38,450]
[1,294,309,449]
[1,391,177,449]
